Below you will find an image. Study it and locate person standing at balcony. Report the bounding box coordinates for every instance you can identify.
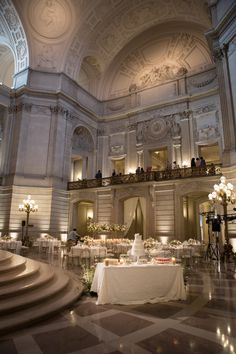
[200,156,206,175]
[191,157,196,176]
[195,157,201,167]
[95,170,102,179]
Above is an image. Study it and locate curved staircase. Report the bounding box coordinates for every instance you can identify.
[0,250,83,335]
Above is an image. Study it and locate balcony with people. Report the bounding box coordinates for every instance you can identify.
[68,162,221,190]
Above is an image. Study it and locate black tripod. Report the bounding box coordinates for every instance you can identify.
[205,215,221,261]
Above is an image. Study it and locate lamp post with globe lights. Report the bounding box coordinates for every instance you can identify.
[208,176,236,258]
[19,195,38,245]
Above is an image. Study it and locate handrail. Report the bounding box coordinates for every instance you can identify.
[68,164,222,191]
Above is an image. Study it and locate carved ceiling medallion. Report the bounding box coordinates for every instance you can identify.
[29,0,70,39]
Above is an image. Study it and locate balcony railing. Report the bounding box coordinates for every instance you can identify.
[68,164,221,191]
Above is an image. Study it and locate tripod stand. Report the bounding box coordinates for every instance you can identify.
[205,215,221,261]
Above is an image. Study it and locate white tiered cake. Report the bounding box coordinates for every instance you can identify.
[131,233,145,261]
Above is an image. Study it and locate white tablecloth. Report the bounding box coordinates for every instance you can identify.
[70,246,107,259]
[36,239,61,253]
[91,262,186,305]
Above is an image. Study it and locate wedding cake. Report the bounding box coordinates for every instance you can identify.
[131,233,145,258]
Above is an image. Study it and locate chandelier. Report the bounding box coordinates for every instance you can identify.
[19,195,38,213]
[208,176,235,247]
[208,176,236,205]
[19,195,38,245]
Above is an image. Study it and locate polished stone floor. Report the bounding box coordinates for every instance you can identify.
[1,251,236,354]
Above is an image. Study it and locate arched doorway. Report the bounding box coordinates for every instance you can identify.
[71,200,94,236]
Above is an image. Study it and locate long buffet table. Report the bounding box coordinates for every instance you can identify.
[91,262,186,305]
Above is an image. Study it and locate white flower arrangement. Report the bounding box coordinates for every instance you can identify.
[81,265,96,292]
[87,220,127,233]
[0,235,12,241]
[169,239,182,246]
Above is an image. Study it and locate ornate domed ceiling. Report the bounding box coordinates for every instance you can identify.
[0,0,212,99]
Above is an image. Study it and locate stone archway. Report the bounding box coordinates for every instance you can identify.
[0,0,29,87]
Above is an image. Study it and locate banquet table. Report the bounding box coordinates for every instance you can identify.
[0,240,22,254]
[36,238,61,253]
[91,262,186,305]
[70,245,107,261]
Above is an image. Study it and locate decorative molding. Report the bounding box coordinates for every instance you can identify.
[228,36,236,57]
[50,105,70,117]
[8,103,32,113]
[190,72,217,88]
[0,0,29,73]
[212,47,224,62]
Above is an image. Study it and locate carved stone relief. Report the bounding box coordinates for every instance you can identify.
[136,116,173,144]
[28,0,71,39]
[189,70,217,88]
[193,107,220,142]
[109,133,126,156]
[72,126,94,153]
[4,7,18,30]
[139,65,187,88]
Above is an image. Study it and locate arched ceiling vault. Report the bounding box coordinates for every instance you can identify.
[7,0,211,98]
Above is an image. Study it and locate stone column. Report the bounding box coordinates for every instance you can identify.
[212,45,236,161]
[126,125,137,173]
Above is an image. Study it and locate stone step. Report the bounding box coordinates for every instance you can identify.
[0,262,54,298]
[0,258,40,285]
[0,253,26,274]
[0,279,81,335]
[0,270,70,314]
[0,250,13,264]
[0,251,83,335]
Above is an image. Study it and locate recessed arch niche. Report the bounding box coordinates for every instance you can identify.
[71,126,95,181]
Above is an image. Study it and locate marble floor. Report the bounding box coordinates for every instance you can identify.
[1,252,236,354]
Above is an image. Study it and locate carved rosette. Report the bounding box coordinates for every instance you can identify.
[148,118,168,139]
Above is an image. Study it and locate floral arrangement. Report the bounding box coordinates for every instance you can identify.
[169,239,182,246]
[87,220,127,233]
[81,235,95,246]
[0,235,12,241]
[187,238,200,245]
[42,234,55,240]
[144,237,157,250]
[81,265,96,292]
